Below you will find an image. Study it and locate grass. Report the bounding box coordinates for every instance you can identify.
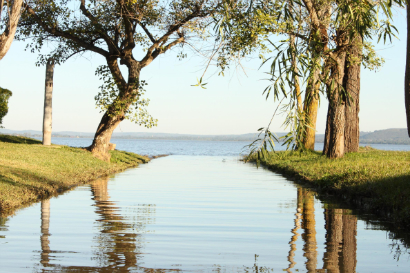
[249,147,410,228]
[0,134,149,216]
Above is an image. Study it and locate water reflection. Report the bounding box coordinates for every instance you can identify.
[286,188,358,273]
[0,216,7,239]
[3,154,409,273]
[91,177,140,269]
[41,177,178,273]
[40,199,51,267]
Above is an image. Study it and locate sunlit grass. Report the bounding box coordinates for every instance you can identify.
[0,134,149,215]
[250,147,410,227]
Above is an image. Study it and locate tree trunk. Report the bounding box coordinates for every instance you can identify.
[88,60,141,162]
[0,0,23,60]
[323,55,346,159]
[405,3,410,137]
[302,69,320,150]
[88,112,124,162]
[344,37,361,153]
[323,97,345,158]
[42,60,54,146]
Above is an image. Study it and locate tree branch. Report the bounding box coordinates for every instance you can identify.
[140,1,208,66]
[141,37,185,67]
[24,3,110,58]
[137,21,156,44]
[79,0,120,54]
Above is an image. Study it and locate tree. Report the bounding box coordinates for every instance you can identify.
[0,87,12,127]
[0,0,24,60]
[21,0,221,161]
[219,0,390,159]
[42,59,54,146]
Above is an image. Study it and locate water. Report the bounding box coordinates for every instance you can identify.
[1,139,410,272]
[32,137,410,156]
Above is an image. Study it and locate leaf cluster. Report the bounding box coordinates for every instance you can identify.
[0,87,12,127]
[94,65,157,128]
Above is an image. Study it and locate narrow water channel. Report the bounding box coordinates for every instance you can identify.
[0,156,409,272]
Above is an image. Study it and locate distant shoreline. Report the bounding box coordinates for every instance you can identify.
[2,128,410,145]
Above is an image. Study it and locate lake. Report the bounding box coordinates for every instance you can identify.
[0,138,409,272]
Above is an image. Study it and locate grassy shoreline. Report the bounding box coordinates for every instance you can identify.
[0,135,149,216]
[249,147,410,229]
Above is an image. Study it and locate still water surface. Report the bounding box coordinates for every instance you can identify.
[0,139,410,272]
[32,137,410,156]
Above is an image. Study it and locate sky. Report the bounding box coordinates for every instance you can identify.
[0,9,408,135]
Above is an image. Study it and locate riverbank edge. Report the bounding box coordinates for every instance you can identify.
[247,148,410,230]
[0,135,150,217]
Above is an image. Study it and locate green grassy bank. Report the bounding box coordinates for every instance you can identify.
[249,147,410,228]
[0,135,149,216]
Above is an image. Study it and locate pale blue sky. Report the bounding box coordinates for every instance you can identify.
[0,10,407,135]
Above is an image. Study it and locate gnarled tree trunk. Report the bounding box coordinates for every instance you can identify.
[88,112,124,161]
[88,59,141,162]
[0,0,23,60]
[344,36,361,153]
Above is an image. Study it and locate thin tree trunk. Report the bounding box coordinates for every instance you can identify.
[0,0,23,60]
[286,187,302,272]
[344,36,361,153]
[405,3,410,137]
[302,69,320,150]
[42,60,54,146]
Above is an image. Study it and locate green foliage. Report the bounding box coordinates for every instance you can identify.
[94,65,157,128]
[0,87,12,127]
[215,0,398,159]
[362,41,385,71]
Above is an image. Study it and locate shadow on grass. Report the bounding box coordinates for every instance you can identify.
[0,134,41,144]
[0,165,75,215]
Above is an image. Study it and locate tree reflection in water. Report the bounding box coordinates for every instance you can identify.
[40,199,51,267]
[284,188,357,273]
[37,177,179,273]
[31,181,364,272]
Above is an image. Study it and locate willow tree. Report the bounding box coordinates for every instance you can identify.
[0,0,24,60]
[20,0,220,160]
[218,0,389,159]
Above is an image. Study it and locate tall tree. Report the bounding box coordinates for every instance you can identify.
[21,0,220,161]
[0,0,23,60]
[42,59,54,146]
